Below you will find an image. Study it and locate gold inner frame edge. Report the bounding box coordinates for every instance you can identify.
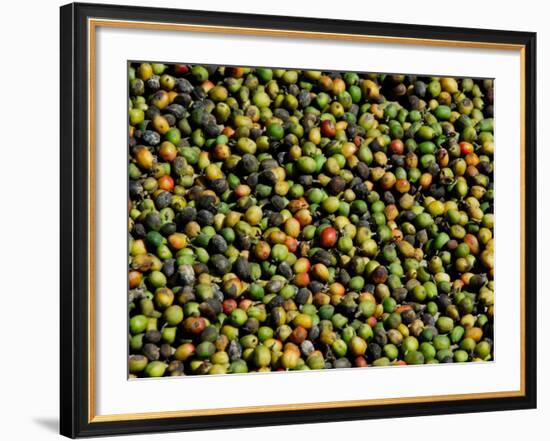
[87,18,527,423]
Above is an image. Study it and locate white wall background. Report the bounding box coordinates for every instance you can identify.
[0,0,546,439]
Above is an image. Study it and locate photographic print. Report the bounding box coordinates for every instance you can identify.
[61,4,535,436]
[127,63,495,378]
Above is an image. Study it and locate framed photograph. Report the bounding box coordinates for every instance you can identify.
[60,2,537,438]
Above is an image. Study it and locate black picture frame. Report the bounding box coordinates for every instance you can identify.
[60,2,537,438]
